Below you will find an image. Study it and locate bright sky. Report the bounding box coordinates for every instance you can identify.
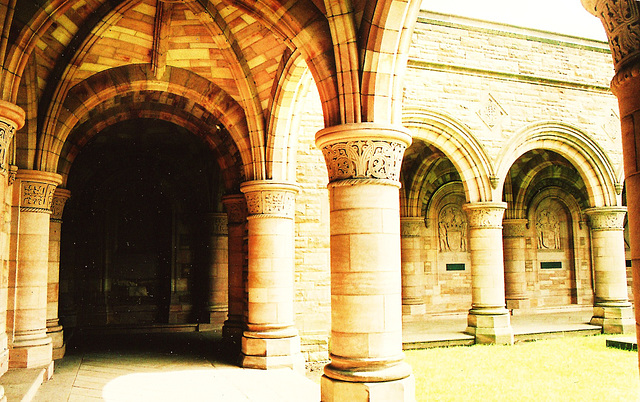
[420,0,608,41]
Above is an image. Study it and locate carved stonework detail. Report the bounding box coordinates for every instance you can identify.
[209,213,228,236]
[21,181,57,213]
[536,209,561,250]
[585,207,627,231]
[463,203,506,229]
[240,182,298,219]
[400,217,423,238]
[603,110,621,141]
[7,165,17,186]
[477,94,508,134]
[503,219,528,238]
[591,0,640,69]
[321,140,406,182]
[438,205,467,252]
[0,121,15,172]
[50,189,71,222]
[222,194,248,225]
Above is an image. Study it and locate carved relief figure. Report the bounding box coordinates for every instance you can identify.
[438,205,467,252]
[536,208,560,250]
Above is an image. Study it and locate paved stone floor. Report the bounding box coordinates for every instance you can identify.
[25,307,618,401]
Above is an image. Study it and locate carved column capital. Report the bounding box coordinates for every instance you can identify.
[222,194,248,225]
[15,170,62,214]
[0,101,25,173]
[315,123,411,185]
[502,218,528,238]
[585,206,627,230]
[240,181,299,219]
[582,0,640,72]
[400,216,423,237]
[50,188,71,222]
[205,212,228,235]
[463,202,507,229]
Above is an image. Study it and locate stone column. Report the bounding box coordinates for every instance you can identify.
[0,101,24,377]
[47,188,70,360]
[205,213,228,327]
[585,207,634,333]
[239,181,303,371]
[502,219,529,311]
[463,202,513,345]
[401,216,426,318]
[316,123,414,401]
[9,170,61,368]
[222,194,247,345]
[582,0,640,369]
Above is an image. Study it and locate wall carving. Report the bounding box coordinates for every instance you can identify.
[503,219,528,238]
[536,209,561,250]
[21,181,57,213]
[401,218,423,237]
[593,0,640,69]
[438,205,467,252]
[321,139,406,182]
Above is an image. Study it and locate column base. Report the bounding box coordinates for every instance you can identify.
[402,303,426,317]
[321,374,415,402]
[208,309,227,327]
[47,324,65,360]
[241,332,305,372]
[222,318,243,345]
[590,304,635,334]
[9,339,52,369]
[465,309,514,345]
[506,298,530,311]
[0,333,8,377]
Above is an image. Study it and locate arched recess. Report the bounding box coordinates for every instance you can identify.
[265,51,314,181]
[36,65,253,179]
[57,101,243,191]
[496,122,620,208]
[403,108,495,203]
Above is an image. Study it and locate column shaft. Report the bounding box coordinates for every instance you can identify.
[222,195,247,345]
[585,207,633,333]
[47,188,70,360]
[316,123,414,401]
[502,219,529,310]
[240,181,303,371]
[401,217,426,319]
[205,213,228,327]
[463,202,513,344]
[9,170,61,368]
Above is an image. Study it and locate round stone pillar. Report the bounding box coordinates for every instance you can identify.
[316,123,414,402]
[502,219,529,311]
[239,181,304,371]
[47,187,70,360]
[10,170,61,368]
[585,207,634,333]
[401,217,426,319]
[0,101,25,376]
[462,202,513,345]
[222,194,247,346]
[205,213,228,327]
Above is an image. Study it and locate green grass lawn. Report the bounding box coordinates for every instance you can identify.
[405,336,639,401]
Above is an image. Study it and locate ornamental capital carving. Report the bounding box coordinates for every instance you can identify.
[315,123,411,183]
[400,217,423,237]
[582,0,640,71]
[240,181,298,219]
[584,206,627,230]
[0,101,25,173]
[462,202,507,229]
[50,188,71,222]
[15,170,62,214]
[206,213,228,235]
[502,219,528,237]
[222,194,248,224]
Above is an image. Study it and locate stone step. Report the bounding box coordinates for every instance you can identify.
[606,337,638,351]
[0,362,53,402]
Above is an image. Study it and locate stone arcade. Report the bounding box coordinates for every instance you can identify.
[0,0,638,401]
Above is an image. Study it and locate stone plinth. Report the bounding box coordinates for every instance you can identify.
[585,207,634,334]
[502,219,529,310]
[222,194,247,345]
[48,188,70,360]
[463,202,513,345]
[9,170,61,368]
[239,181,304,371]
[316,123,415,401]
